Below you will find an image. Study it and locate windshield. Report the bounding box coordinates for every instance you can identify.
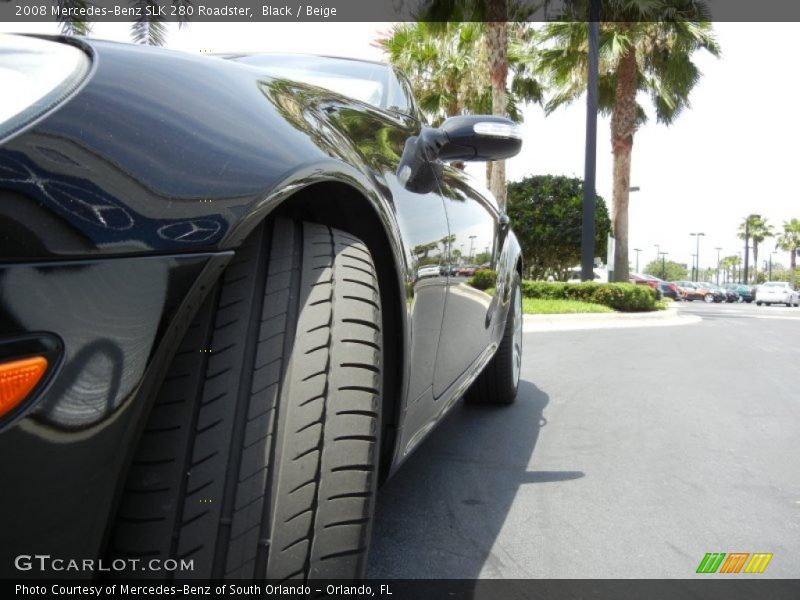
[233,54,389,109]
[763,282,786,288]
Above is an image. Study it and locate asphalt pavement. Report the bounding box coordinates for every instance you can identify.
[367,301,800,578]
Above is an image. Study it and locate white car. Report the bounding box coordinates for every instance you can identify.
[417,264,442,279]
[755,281,799,306]
[566,267,609,283]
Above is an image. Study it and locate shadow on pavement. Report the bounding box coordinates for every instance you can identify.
[368,379,584,578]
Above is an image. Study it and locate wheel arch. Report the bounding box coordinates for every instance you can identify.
[263,180,408,484]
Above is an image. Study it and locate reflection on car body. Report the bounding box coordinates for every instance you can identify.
[0,36,524,581]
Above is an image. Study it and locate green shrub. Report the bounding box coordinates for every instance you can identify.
[469,269,497,291]
[520,281,657,312]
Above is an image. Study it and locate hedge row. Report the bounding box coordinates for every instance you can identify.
[519,281,658,312]
[468,269,497,291]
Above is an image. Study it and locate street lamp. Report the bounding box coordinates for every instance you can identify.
[658,251,668,280]
[468,235,477,262]
[715,247,722,285]
[580,0,601,282]
[737,252,742,283]
[769,250,777,281]
[690,233,705,282]
[633,248,642,273]
[692,254,697,281]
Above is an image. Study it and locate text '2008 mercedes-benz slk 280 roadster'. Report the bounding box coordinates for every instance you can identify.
[0,34,523,581]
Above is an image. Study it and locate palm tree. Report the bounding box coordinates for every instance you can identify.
[738,215,774,284]
[719,255,741,284]
[378,22,491,126]
[57,0,192,45]
[379,20,541,199]
[486,0,509,208]
[56,0,91,35]
[537,3,720,281]
[777,218,800,288]
[388,0,543,209]
[130,0,168,46]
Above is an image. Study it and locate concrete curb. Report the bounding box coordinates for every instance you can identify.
[522,306,701,332]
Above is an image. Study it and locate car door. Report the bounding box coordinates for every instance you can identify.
[433,166,503,399]
[318,72,452,454]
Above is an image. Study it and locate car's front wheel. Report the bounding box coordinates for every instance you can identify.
[704,293,714,303]
[466,272,522,405]
[110,218,383,580]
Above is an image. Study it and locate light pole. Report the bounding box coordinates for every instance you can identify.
[633,248,642,273]
[769,250,777,281]
[690,233,705,282]
[580,0,601,282]
[691,254,697,281]
[468,235,477,263]
[658,251,668,280]
[715,247,722,285]
[737,252,742,283]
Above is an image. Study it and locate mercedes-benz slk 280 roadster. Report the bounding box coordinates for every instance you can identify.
[0,35,523,580]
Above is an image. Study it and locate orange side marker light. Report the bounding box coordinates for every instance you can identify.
[0,356,48,418]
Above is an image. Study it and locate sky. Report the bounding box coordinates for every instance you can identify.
[3,21,798,272]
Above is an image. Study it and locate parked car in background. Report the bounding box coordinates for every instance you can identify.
[675,281,716,303]
[629,273,664,300]
[417,264,441,278]
[756,282,800,306]
[566,267,609,283]
[697,282,727,303]
[720,286,740,303]
[671,281,693,300]
[722,283,755,303]
[457,264,478,277]
[658,281,682,300]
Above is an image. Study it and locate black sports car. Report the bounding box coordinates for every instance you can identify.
[0,36,524,580]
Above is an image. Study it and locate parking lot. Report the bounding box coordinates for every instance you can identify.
[368,300,800,578]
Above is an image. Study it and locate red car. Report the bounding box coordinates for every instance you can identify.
[457,264,477,276]
[629,273,664,299]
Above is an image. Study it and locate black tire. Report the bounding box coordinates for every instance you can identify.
[109,218,383,580]
[465,272,522,405]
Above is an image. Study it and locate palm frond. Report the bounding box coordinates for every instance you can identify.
[57,0,91,36]
[131,0,167,46]
[172,0,193,28]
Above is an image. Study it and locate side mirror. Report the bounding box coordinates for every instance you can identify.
[438,115,522,162]
[397,115,522,192]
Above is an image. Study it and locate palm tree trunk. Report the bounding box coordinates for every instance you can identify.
[752,242,759,283]
[487,1,508,210]
[610,44,637,282]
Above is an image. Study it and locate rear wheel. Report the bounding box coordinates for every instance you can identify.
[110,218,383,580]
[704,293,714,303]
[465,273,522,405]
